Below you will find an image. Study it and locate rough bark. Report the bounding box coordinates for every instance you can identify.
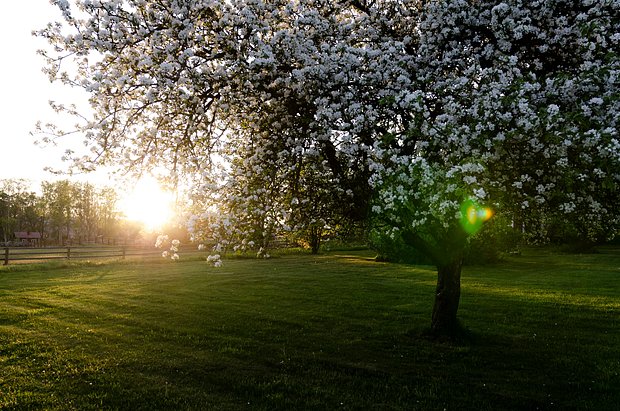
[430,256,464,336]
[310,231,320,254]
[401,228,467,337]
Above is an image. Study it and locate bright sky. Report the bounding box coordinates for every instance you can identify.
[0,1,176,229]
[0,0,78,184]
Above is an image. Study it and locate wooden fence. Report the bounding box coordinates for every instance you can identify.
[2,239,299,266]
[2,246,166,266]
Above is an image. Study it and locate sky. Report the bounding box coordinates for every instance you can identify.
[0,1,176,227]
[0,0,99,187]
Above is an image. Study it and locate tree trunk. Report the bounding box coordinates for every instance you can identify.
[400,228,467,337]
[310,230,320,254]
[431,256,463,336]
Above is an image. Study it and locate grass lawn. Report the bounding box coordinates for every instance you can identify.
[0,248,618,410]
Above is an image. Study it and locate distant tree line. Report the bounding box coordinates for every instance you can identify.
[0,179,141,246]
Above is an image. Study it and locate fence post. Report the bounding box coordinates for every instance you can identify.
[122,246,126,259]
[3,248,8,266]
[67,247,71,260]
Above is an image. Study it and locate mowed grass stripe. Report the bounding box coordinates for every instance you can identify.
[0,249,618,410]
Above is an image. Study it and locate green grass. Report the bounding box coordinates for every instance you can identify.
[0,248,619,410]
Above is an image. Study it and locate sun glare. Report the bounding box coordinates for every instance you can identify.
[118,177,175,231]
[460,199,493,235]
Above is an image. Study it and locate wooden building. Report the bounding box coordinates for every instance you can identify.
[14,231,42,247]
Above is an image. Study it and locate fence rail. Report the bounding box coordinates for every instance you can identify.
[2,246,167,266]
[2,239,299,266]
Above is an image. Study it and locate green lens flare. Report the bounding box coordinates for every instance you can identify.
[460,199,493,235]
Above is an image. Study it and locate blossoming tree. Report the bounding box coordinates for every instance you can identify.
[39,0,619,336]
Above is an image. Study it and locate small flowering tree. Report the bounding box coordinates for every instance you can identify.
[186,149,289,256]
[39,0,619,336]
[287,157,356,254]
[371,158,495,332]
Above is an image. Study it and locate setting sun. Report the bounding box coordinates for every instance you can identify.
[118,177,176,231]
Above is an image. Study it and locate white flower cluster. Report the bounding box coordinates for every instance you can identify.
[38,0,620,247]
[256,247,270,259]
[155,235,180,261]
[206,254,222,267]
[372,154,490,240]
